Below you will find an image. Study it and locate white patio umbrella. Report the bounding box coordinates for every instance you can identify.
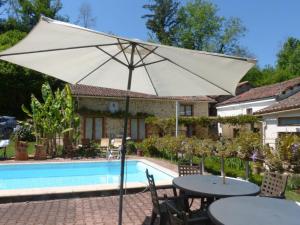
[0,16,255,225]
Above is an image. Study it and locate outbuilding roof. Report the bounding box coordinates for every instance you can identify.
[255,91,300,115]
[217,77,300,106]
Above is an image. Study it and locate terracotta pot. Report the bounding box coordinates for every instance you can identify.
[137,149,143,157]
[34,144,47,160]
[15,141,29,160]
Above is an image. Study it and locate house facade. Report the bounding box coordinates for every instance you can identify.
[71,84,214,141]
[255,91,300,147]
[216,77,300,146]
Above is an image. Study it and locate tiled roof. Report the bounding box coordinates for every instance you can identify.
[255,91,300,115]
[217,77,300,106]
[70,84,215,102]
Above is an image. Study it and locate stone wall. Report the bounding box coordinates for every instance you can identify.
[78,97,209,140]
[78,97,209,117]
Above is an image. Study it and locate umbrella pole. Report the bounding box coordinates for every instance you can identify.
[118,43,136,225]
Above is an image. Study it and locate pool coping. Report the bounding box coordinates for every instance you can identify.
[0,159,178,198]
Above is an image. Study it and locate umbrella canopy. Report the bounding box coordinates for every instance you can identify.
[0,16,255,96]
[0,16,256,225]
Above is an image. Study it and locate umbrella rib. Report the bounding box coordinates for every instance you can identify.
[135,59,167,68]
[0,42,128,57]
[117,39,130,65]
[133,46,159,67]
[136,47,159,96]
[96,46,129,68]
[75,45,131,84]
[137,44,232,95]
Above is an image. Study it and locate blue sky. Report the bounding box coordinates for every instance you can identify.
[60,0,300,67]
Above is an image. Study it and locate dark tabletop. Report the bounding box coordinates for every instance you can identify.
[173,175,260,198]
[208,196,300,225]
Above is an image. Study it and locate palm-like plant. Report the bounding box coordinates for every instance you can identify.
[22,83,79,157]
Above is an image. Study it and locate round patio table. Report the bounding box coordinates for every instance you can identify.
[208,196,300,225]
[172,175,260,198]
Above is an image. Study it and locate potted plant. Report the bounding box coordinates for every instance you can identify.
[34,137,47,160]
[13,122,34,160]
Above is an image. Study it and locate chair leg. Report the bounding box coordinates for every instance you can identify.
[150,211,157,225]
[159,212,168,225]
[172,187,177,196]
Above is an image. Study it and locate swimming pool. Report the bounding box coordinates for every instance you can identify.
[0,160,176,196]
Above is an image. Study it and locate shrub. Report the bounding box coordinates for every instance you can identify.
[126,141,137,155]
[12,122,35,142]
[136,136,160,157]
[276,134,300,172]
[287,175,300,191]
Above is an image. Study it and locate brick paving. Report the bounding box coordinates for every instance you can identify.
[0,158,179,225]
[0,189,175,225]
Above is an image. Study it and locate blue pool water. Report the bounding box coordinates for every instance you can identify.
[0,160,174,190]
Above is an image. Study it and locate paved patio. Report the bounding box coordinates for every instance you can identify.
[0,189,175,225]
[0,158,179,225]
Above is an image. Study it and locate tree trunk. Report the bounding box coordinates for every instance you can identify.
[200,156,205,174]
[245,160,250,180]
[220,157,225,177]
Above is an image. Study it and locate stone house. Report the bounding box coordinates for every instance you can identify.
[71,84,214,141]
[216,77,300,147]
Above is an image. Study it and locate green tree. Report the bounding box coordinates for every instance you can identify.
[14,0,67,30]
[0,0,68,32]
[142,0,179,45]
[175,0,246,55]
[276,37,300,78]
[0,30,64,118]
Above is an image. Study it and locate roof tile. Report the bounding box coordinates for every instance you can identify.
[255,91,300,114]
[70,84,215,102]
[218,77,300,106]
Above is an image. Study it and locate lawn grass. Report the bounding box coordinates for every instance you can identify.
[285,190,300,202]
[3,140,35,158]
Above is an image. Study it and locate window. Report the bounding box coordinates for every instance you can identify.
[84,117,103,140]
[180,104,193,116]
[130,119,145,140]
[278,117,300,126]
[186,124,195,137]
[246,108,253,115]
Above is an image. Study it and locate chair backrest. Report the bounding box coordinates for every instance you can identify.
[100,138,110,147]
[113,138,122,148]
[260,171,288,198]
[146,169,161,213]
[178,164,201,176]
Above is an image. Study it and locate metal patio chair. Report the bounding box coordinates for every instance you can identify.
[178,164,202,177]
[177,164,209,210]
[260,171,288,198]
[146,169,183,225]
